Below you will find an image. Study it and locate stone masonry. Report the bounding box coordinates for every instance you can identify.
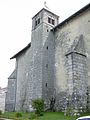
[5,4,90,112]
[5,70,16,111]
[0,87,7,112]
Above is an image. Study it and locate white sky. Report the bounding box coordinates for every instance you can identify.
[0,0,89,88]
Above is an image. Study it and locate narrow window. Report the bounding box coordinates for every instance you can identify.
[52,19,55,25]
[46,46,48,49]
[35,18,40,27]
[47,29,49,32]
[48,17,51,23]
[45,83,47,87]
[46,64,48,68]
[35,20,37,26]
[48,17,55,25]
[38,18,40,24]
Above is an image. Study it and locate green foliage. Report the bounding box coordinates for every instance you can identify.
[0,110,2,118]
[1,111,90,120]
[32,99,44,116]
[49,97,55,111]
[0,110,2,115]
[65,107,74,116]
[15,112,22,118]
[29,113,37,120]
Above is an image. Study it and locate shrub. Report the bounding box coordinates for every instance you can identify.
[65,107,74,116]
[32,98,44,116]
[29,113,37,120]
[15,112,22,118]
[0,110,2,115]
[0,110,2,117]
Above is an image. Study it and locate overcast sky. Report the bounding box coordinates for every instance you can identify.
[0,0,89,88]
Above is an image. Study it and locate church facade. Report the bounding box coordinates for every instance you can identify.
[5,3,90,112]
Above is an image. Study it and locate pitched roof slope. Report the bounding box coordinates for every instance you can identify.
[10,43,31,59]
[32,8,59,19]
[8,69,16,79]
[65,34,86,57]
[52,3,90,31]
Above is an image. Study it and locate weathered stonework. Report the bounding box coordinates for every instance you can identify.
[24,9,59,111]
[0,88,7,112]
[65,52,87,111]
[15,44,31,111]
[5,70,16,111]
[54,6,90,111]
[6,4,90,112]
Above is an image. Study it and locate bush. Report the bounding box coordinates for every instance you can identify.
[0,110,2,117]
[29,113,37,120]
[65,107,74,116]
[0,110,2,115]
[32,98,44,116]
[15,112,22,118]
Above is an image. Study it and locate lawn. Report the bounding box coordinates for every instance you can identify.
[38,112,77,120]
[0,112,90,120]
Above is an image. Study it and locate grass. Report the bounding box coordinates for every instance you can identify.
[0,112,29,119]
[38,112,77,120]
[0,112,90,120]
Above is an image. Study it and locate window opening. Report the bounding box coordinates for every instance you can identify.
[35,20,37,26]
[35,18,40,27]
[48,17,55,25]
[48,17,51,23]
[45,83,47,87]
[52,19,55,25]
[46,46,48,49]
[46,64,48,68]
[38,18,40,24]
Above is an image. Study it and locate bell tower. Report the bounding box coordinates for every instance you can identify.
[32,8,59,31]
[24,8,59,111]
[31,8,59,99]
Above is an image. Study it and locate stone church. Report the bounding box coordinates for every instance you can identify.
[5,3,90,112]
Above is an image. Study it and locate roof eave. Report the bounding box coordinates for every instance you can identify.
[52,3,90,31]
[10,43,31,59]
[32,8,59,19]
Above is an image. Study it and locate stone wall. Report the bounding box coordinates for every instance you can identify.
[0,88,7,112]
[15,48,31,111]
[22,47,34,111]
[24,9,59,111]
[42,31,55,110]
[5,70,16,112]
[54,7,90,111]
[6,6,90,112]
[66,52,87,111]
